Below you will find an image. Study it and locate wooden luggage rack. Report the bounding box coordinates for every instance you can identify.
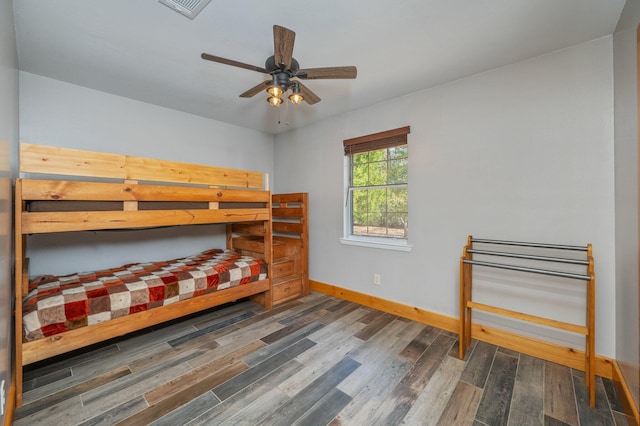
[459,236,596,406]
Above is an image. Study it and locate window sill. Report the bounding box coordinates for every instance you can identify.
[340,236,413,252]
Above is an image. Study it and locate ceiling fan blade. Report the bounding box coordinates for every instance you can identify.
[273,25,296,70]
[201,53,268,74]
[297,82,321,105]
[239,81,271,98]
[297,66,357,80]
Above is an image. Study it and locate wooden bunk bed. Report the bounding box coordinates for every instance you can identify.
[14,143,277,406]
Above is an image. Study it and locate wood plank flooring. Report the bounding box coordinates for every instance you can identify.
[14,292,631,425]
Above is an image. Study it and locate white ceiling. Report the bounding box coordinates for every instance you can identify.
[13,0,626,135]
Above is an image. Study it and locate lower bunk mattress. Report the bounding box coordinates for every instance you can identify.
[22,248,267,342]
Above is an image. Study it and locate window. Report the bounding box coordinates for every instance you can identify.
[341,126,411,251]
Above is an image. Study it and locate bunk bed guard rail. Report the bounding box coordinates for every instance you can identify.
[459,236,596,407]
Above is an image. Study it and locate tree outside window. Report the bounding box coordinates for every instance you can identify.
[344,127,409,240]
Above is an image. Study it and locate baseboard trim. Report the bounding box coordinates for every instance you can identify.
[612,360,640,425]
[310,279,459,332]
[310,279,613,379]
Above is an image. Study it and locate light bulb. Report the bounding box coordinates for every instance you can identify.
[267,86,283,97]
[267,95,283,107]
[289,92,304,105]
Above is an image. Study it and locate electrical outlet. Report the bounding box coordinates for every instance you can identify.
[373,273,381,285]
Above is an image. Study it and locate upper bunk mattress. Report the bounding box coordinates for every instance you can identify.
[22,248,267,342]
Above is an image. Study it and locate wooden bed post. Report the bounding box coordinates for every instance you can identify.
[263,193,274,310]
[264,173,273,309]
[459,252,466,359]
[301,192,309,296]
[14,178,24,407]
[587,243,596,407]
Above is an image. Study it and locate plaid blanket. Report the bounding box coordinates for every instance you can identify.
[22,248,267,342]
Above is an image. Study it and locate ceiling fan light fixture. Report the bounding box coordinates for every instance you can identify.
[266,85,283,97]
[267,72,289,97]
[289,82,303,105]
[289,92,303,105]
[267,95,283,107]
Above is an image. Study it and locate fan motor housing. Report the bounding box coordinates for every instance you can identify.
[265,55,300,74]
[273,72,292,92]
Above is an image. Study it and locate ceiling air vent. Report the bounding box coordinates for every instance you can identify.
[159,0,213,19]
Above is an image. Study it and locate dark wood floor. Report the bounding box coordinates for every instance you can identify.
[14,292,631,425]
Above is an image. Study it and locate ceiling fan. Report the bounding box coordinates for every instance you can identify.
[201,25,357,106]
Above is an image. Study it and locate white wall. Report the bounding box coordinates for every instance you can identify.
[0,0,19,422]
[19,72,274,276]
[274,37,617,357]
[614,0,640,407]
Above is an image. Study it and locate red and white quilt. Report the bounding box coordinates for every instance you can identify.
[22,248,267,342]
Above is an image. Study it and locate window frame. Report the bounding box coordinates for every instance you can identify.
[340,126,413,252]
